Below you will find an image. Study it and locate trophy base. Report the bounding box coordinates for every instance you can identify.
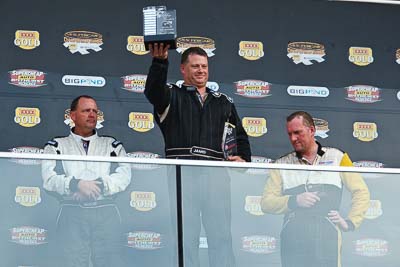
[144,35,177,50]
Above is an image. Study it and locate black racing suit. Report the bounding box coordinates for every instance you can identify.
[145,58,251,267]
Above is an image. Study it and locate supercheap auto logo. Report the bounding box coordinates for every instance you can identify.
[287,42,325,65]
[15,187,41,207]
[244,196,264,216]
[353,160,384,168]
[130,191,157,212]
[9,226,47,246]
[242,235,277,254]
[126,151,161,170]
[364,200,383,220]
[63,30,103,55]
[126,36,149,55]
[126,231,162,250]
[313,118,329,139]
[246,156,273,175]
[121,74,147,93]
[348,46,374,66]
[353,238,388,257]
[14,30,40,50]
[238,41,264,60]
[14,107,41,127]
[176,36,216,57]
[242,117,267,137]
[345,85,381,103]
[9,69,46,88]
[64,109,104,129]
[128,112,154,133]
[235,80,271,98]
[353,122,378,142]
[9,146,44,165]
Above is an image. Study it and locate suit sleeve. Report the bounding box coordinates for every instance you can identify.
[261,169,291,214]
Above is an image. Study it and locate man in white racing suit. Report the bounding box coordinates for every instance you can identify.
[41,95,131,267]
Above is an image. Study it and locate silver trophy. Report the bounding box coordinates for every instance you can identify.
[143,6,177,50]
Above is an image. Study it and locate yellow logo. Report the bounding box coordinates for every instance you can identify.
[126,36,149,55]
[14,30,40,50]
[14,107,41,127]
[242,117,267,137]
[238,41,264,60]
[353,122,378,142]
[176,36,216,57]
[130,191,157,211]
[128,112,154,132]
[64,109,104,129]
[349,47,374,66]
[287,42,325,65]
[365,200,383,220]
[244,196,264,216]
[15,186,41,207]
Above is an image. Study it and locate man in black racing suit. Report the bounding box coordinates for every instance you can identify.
[144,44,251,267]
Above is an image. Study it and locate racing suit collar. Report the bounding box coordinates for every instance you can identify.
[295,141,325,161]
[70,128,98,142]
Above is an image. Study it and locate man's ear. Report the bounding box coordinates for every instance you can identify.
[180,64,185,76]
[70,111,76,122]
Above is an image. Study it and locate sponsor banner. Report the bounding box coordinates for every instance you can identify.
[246,156,273,175]
[9,69,46,88]
[244,196,264,216]
[313,118,329,139]
[126,35,149,55]
[63,30,103,55]
[130,191,157,211]
[14,30,40,50]
[353,160,385,179]
[235,80,271,98]
[126,231,162,250]
[128,112,155,132]
[345,85,382,103]
[175,80,219,91]
[62,75,106,87]
[353,122,378,142]
[121,74,147,93]
[127,151,162,169]
[242,117,268,137]
[365,200,383,220]
[64,109,104,129]
[9,146,44,165]
[15,187,41,207]
[14,107,41,127]
[10,226,47,246]
[287,85,329,98]
[238,41,264,60]
[176,36,216,57]
[287,41,325,65]
[348,46,374,66]
[242,235,277,254]
[353,238,388,257]
[199,236,208,249]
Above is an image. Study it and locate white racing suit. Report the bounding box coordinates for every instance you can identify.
[42,131,131,267]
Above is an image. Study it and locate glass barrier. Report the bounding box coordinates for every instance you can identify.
[0,153,398,267]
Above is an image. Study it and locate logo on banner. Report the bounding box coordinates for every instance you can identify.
[128,112,154,132]
[121,74,147,93]
[14,30,40,50]
[287,86,329,97]
[396,48,400,64]
[287,42,325,65]
[235,80,271,98]
[353,160,384,168]
[353,122,378,142]
[242,117,268,137]
[126,231,162,250]
[9,146,44,165]
[14,107,41,127]
[242,235,277,254]
[244,196,264,216]
[63,31,103,55]
[64,108,104,129]
[238,41,264,60]
[15,187,41,207]
[176,36,216,57]
[365,200,383,220]
[9,69,46,88]
[127,151,161,170]
[175,80,219,91]
[10,226,47,246]
[354,238,388,257]
[348,47,374,66]
[313,118,329,139]
[127,36,149,55]
[130,191,157,211]
[346,85,381,103]
[246,156,273,175]
[62,75,106,87]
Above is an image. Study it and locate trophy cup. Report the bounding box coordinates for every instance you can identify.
[222,122,237,160]
[143,6,177,50]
